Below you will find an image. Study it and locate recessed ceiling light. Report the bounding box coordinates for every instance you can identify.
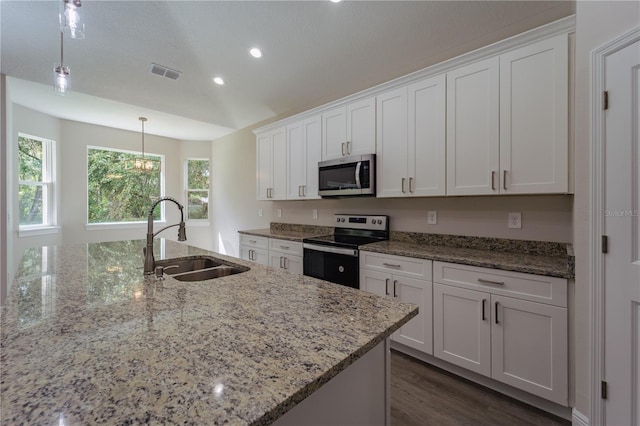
[249,47,262,58]
[213,77,224,85]
[330,0,343,3]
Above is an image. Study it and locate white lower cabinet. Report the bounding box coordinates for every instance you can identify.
[269,238,303,275]
[360,252,433,355]
[239,235,269,266]
[433,261,568,406]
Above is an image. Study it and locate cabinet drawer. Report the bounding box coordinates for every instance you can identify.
[269,238,303,256]
[360,251,432,280]
[433,261,566,307]
[240,235,269,250]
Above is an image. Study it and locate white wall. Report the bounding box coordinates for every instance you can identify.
[573,0,640,418]
[1,74,7,305]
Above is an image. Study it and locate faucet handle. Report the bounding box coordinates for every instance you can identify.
[155,266,166,280]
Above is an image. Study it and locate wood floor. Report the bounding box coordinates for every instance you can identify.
[390,350,571,426]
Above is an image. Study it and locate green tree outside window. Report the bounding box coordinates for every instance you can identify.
[186,159,209,220]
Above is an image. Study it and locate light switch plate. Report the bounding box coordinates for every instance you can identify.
[277,208,282,218]
[427,211,437,225]
[508,212,522,229]
[312,209,318,220]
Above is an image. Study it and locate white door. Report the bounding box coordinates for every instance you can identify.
[322,106,347,160]
[491,295,567,405]
[303,115,322,199]
[286,122,304,200]
[604,38,640,426]
[360,269,390,297]
[393,276,433,354]
[346,97,376,156]
[433,283,491,376]
[446,57,500,196]
[256,131,272,200]
[271,127,287,200]
[376,87,408,198]
[499,34,568,194]
[408,74,446,197]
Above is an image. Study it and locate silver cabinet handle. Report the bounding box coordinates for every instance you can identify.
[279,256,284,268]
[341,142,346,156]
[409,177,414,193]
[280,245,290,250]
[393,280,398,298]
[401,178,406,193]
[477,278,505,286]
[495,301,500,324]
[249,239,257,244]
[382,262,401,269]
[283,257,288,270]
[482,299,487,321]
[491,171,496,191]
[503,170,507,190]
[302,185,306,196]
[385,278,390,296]
[347,141,352,155]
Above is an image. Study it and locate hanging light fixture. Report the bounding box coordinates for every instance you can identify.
[127,117,161,172]
[53,31,70,95]
[60,0,85,39]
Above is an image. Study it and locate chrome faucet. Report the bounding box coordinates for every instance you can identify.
[143,196,187,275]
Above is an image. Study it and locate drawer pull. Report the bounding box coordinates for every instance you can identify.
[477,278,504,286]
[382,263,401,269]
[249,240,257,244]
[385,278,390,296]
[280,245,290,250]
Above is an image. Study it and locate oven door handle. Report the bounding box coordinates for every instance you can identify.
[303,243,358,257]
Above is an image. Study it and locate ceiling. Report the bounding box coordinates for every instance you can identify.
[1,1,574,141]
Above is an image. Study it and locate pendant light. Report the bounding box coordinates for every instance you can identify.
[128,117,161,172]
[53,31,70,95]
[60,0,85,39]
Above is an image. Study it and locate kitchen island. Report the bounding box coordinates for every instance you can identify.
[1,239,417,425]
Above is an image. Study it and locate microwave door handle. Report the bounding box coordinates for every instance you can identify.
[355,161,361,189]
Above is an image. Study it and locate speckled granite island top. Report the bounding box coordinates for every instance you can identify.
[361,232,574,279]
[1,239,416,425]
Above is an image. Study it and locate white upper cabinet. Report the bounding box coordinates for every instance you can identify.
[447,34,569,196]
[446,57,500,196]
[286,116,322,200]
[256,126,287,200]
[322,97,376,160]
[499,34,569,194]
[377,74,446,198]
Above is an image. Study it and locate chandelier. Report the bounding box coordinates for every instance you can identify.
[127,117,161,172]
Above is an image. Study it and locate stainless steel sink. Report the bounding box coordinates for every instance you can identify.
[156,255,249,281]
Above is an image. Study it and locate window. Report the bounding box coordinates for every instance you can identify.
[18,134,55,228]
[87,146,164,224]
[185,159,210,221]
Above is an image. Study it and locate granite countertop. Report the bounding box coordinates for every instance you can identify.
[238,223,332,242]
[361,237,573,279]
[1,239,416,425]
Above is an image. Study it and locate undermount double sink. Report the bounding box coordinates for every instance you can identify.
[156,255,249,282]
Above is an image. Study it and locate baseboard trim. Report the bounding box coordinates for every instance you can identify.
[391,342,573,421]
[572,408,589,426]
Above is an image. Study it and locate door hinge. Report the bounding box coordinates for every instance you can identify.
[602,380,608,399]
[603,91,609,110]
[602,235,609,254]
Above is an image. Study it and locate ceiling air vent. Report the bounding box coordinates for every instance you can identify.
[149,63,182,80]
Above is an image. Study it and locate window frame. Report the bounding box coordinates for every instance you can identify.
[18,133,57,235]
[184,158,210,223]
[85,145,166,228]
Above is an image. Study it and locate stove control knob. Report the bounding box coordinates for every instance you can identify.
[341,218,346,222]
[336,218,340,222]
[379,219,383,225]
[370,218,375,224]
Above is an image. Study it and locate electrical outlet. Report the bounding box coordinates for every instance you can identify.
[258,209,263,217]
[312,209,318,220]
[508,212,522,229]
[427,210,437,225]
[277,208,282,218]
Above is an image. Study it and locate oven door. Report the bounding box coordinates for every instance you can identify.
[303,244,359,289]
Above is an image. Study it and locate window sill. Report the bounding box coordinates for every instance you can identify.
[18,226,60,238]
[85,221,167,231]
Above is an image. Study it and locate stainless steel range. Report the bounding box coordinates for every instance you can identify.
[303,214,389,288]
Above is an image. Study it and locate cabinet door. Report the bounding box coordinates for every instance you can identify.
[241,246,269,266]
[446,57,500,196]
[286,122,305,199]
[376,87,408,198]
[256,131,272,200]
[433,283,491,376]
[409,74,446,196]
[322,106,347,160]
[271,127,287,200]
[499,34,568,194]
[347,97,376,156]
[283,254,303,275]
[303,115,322,199]
[491,295,568,405]
[360,269,391,297]
[392,276,433,355]
[240,245,252,262]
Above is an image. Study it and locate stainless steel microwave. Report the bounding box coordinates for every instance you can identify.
[318,154,375,197]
